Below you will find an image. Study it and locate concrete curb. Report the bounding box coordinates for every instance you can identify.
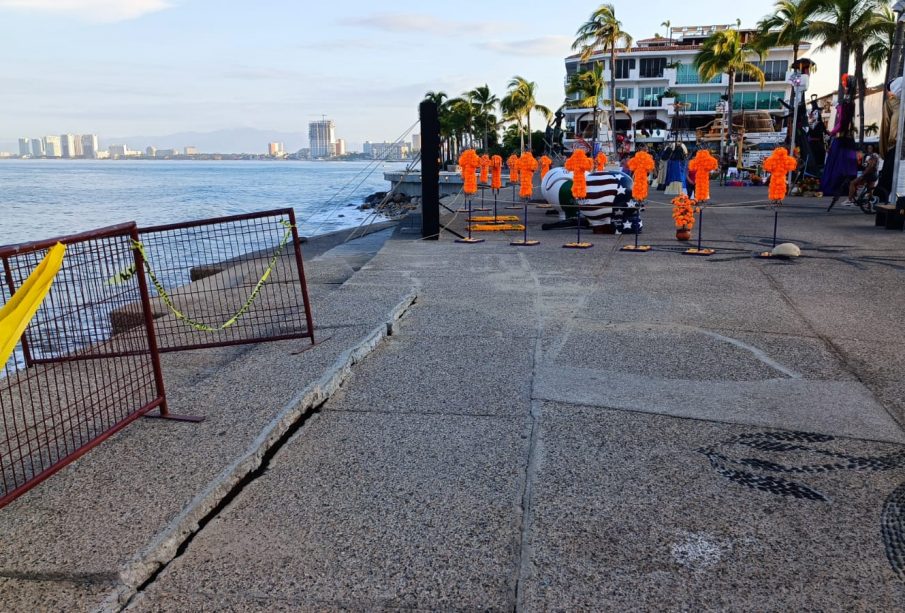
[98,289,418,612]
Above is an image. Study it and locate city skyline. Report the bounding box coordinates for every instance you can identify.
[0,1,851,148]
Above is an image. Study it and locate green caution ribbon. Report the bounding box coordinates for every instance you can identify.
[129,219,295,333]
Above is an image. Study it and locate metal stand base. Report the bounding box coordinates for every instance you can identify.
[683,248,715,256]
[456,237,485,244]
[144,412,205,423]
[621,245,651,252]
[564,242,593,249]
[511,239,540,246]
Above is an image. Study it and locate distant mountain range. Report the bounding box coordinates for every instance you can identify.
[0,128,323,156]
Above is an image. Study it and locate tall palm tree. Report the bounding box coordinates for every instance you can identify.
[572,4,633,154]
[851,6,895,144]
[424,91,452,161]
[756,0,816,145]
[566,64,607,149]
[466,84,499,152]
[807,0,887,105]
[661,20,672,43]
[694,29,765,157]
[505,76,552,153]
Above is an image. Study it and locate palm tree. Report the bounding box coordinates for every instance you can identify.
[466,84,499,152]
[572,4,633,154]
[661,20,672,43]
[424,91,452,161]
[566,64,607,149]
[808,0,887,105]
[694,29,765,157]
[505,76,552,153]
[756,0,816,145]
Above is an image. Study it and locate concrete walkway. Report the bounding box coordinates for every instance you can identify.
[3,190,905,610]
[121,187,905,610]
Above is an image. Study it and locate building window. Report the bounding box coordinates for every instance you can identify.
[614,59,635,79]
[736,60,789,82]
[676,93,698,112]
[639,57,666,78]
[615,87,634,103]
[639,86,665,107]
[675,64,722,85]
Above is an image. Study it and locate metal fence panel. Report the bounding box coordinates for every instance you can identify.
[136,208,315,352]
[0,223,166,508]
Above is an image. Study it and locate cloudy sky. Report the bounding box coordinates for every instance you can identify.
[0,0,850,150]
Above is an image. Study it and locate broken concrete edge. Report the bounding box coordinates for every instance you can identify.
[96,288,418,613]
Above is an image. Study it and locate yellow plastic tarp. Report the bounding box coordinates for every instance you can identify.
[0,243,66,369]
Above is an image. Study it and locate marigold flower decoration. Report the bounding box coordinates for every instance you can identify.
[688,149,718,202]
[458,149,480,196]
[564,149,594,200]
[595,151,608,172]
[518,151,538,199]
[539,155,552,179]
[507,154,520,183]
[627,151,655,202]
[479,154,491,184]
[671,194,698,230]
[491,155,503,190]
[762,147,799,202]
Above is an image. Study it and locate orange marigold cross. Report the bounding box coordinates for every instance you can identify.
[564,150,594,200]
[595,151,608,172]
[762,147,799,202]
[507,154,520,183]
[479,154,491,184]
[627,151,655,202]
[540,155,552,179]
[688,150,718,202]
[458,149,480,195]
[491,155,503,190]
[518,152,538,199]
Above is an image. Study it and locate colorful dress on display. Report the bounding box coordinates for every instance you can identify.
[664,144,688,196]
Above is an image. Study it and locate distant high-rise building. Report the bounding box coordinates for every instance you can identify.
[18,138,30,157]
[108,144,131,158]
[81,134,98,158]
[44,136,62,158]
[184,146,198,155]
[60,134,77,158]
[362,141,410,161]
[308,119,336,158]
[72,136,83,157]
[146,146,157,157]
[412,133,421,152]
[268,142,284,157]
[335,138,346,156]
[30,138,45,157]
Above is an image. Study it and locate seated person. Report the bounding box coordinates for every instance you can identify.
[848,144,880,202]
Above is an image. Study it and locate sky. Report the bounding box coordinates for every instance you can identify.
[0,0,860,152]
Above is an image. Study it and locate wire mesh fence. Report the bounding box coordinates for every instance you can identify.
[136,208,315,352]
[0,223,166,507]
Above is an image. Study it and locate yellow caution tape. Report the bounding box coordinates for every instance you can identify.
[0,243,66,368]
[131,219,294,333]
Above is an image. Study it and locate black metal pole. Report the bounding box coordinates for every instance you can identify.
[772,208,779,247]
[523,200,528,243]
[493,189,498,221]
[420,100,440,240]
[576,207,582,244]
[697,207,704,251]
[467,198,473,241]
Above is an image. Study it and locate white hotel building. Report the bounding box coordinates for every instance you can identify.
[563,24,808,150]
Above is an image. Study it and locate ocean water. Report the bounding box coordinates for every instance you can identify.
[0,159,409,246]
